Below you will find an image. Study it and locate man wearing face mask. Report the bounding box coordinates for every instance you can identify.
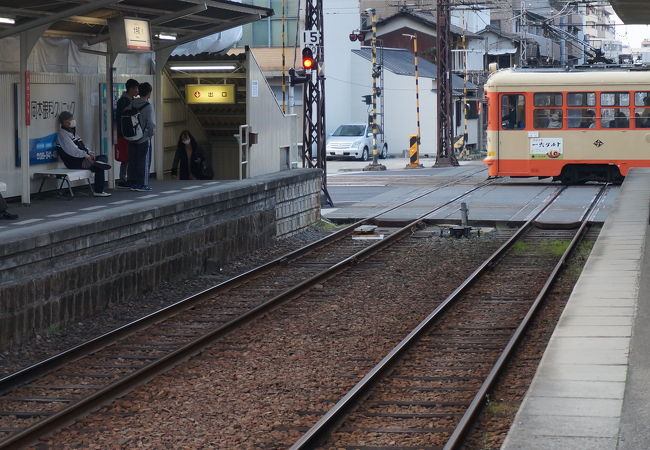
[56,111,112,197]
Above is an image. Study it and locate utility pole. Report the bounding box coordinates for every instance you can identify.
[363,8,386,171]
[302,0,333,205]
[520,0,527,67]
[435,0,458,167]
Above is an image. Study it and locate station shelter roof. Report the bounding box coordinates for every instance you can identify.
[609,0,650,25]
[0,0,273,50]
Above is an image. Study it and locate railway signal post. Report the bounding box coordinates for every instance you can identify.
[362,8,386,172]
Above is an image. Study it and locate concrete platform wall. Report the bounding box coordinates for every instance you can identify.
[0,169,321,349]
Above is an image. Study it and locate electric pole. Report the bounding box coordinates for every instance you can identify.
[435,0,458,167]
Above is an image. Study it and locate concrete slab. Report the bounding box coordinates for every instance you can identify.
[504,435,618,450]
[531,379,625,399]
[536,364,627,382]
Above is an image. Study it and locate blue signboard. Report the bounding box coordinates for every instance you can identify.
[30,133,58,164]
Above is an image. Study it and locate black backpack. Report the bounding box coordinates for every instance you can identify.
[120,101,147,141]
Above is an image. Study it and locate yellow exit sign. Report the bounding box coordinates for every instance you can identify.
[186,84,235,104]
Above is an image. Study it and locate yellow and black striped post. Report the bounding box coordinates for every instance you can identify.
[405,33,422,168]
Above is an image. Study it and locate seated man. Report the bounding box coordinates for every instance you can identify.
[56,111,111,197]
[0,193,18,220]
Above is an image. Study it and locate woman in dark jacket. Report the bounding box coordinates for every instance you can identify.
[171,130,213,180]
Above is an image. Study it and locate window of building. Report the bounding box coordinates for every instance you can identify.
[501,94,525,129]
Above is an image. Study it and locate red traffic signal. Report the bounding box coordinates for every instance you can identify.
[302,47,315,70]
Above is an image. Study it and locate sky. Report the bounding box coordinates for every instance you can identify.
[615,22,650,48]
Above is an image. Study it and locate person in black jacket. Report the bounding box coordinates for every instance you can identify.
[115,78,139,187]
[171,130,213,180]
[0,193,18,220]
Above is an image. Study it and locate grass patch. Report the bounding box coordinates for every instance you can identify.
[312,219,343,231]
[511,240,569,256]
[486,400,519,417]
[45,324,61,337]
[566,239,595,277]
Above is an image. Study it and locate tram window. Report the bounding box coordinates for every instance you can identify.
[534,109,563,129]
[634,91,650,106]
[601,92,630,107]
[568,109,596,128]
[567,92,595,107]
[635,92,650,128]
[601,108,630,128]
[534,93,562,107]
[501,94,525,129]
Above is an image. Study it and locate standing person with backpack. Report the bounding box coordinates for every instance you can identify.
[115,78,139,188]
[127,82,155,191]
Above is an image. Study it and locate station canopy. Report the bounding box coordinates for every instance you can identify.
[609,0,650,25]
[0,0,273,50]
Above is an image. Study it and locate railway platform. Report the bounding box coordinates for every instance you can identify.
[503,168,650,449]
[0,169,321,349]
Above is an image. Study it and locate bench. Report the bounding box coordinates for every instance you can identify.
[34,169,93,198]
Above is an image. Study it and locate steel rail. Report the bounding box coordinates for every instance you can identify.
[443,183,609,449]
[290,186,568,450]
[0,167,488,396]
[0,172,490,449]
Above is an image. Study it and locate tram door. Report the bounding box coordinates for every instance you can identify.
[498,93,529,175]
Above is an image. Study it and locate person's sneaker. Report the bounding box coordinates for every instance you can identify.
[116,180,130,189]
[92,161,111,170]
[0,211,18,220]
[93,191,112,197]
[137,185,153,192]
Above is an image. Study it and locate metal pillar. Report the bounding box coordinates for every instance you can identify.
[302,0,332,205]
[154,47,174,183]
[19,27,47,205]
[105,50,118,189]
[435,0,458,167]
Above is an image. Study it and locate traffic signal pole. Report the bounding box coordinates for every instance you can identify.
[363,8,386,172]
[302,0,333,206]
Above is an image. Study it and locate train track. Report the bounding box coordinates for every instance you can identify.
[291,184,609,449]
[0,170,491,448]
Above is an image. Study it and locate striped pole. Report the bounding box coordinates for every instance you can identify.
[410,34,421,167]
[370,9,379,165]
[281,0,286,113]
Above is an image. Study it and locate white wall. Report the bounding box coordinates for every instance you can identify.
[323,0,361,135]
[348,53,438,157]
[247,50,299,178]
[452,8,490,34]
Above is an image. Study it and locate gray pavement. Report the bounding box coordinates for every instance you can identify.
[323,159,618,225]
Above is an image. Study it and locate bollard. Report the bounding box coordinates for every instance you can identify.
[460,202,469,227]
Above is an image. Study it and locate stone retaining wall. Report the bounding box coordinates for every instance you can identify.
[0,169,321,349]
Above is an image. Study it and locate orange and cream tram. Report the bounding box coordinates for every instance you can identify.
[484,69,650,183]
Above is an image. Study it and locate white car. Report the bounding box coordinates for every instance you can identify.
[326,123,388,161]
